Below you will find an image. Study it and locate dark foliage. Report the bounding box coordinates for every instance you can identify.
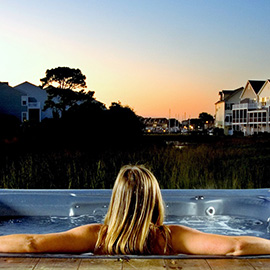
[1,135,270,189]
[40,67,94,118]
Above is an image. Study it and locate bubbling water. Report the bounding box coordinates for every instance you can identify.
[0,215,268,239]
[165,215,268,238]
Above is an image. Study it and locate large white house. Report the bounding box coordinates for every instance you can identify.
[232,80,267,135]
[215,79,270,136]
[214,87,243,135]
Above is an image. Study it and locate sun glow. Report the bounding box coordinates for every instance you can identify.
[1,0,270,118]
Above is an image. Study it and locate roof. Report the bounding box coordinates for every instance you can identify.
[248,80,266,94]
[222,90,235,95]
[0,82,26,95]
[216,87,243,104]
[257,79,270,96]
[0,82,9,86]
[14,81,39,88]
[224,87,243,101]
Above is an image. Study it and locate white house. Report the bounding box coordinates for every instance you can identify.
[214,87,243,135]
[232,80,266,135]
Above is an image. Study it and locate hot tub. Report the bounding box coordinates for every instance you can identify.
[0,189,269,236]
[0,189,270,258]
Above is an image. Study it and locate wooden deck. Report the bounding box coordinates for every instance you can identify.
[0,257,270,269]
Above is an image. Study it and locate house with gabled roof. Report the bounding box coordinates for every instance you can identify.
[0,81,53,122]
[14,81,53,121]
[214,87,243,135]
[232,80,268,135]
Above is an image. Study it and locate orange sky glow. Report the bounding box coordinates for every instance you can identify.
[1,1,270,119]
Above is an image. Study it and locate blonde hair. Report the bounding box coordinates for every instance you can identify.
[95,165,171,255]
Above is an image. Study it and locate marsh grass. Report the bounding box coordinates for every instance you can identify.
[1,136,270,189]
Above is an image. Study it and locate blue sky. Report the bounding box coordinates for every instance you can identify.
[1,0,270,118]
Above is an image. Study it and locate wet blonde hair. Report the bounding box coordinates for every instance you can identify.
[95,165,171,255]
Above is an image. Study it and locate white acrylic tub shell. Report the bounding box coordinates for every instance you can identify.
[0,189,269,221]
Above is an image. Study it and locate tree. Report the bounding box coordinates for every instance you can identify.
[199,112,214,131]
[107,102,144,144]
[199,112,214,123]
[40,67,87,90]
[40,67,94,118]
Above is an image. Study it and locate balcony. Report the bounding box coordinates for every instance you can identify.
[232,103,257,110]
[232,119,247,124]
[28,102,41,109]
[248,118,267,124]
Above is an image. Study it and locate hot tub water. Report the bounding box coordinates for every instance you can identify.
[0,189,269,239]
[0,214,269,239]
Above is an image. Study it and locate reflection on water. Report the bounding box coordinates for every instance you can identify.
[0,215,268,239]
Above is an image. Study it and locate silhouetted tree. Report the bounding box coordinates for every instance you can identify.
[106,102,144,146]
[63,98,107,143]
[40,67,94,118]
[41,67,87,90]
[199,112,214,123]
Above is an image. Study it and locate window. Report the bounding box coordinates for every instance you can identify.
[21,96,28,106]
[263,112,266,122]
[261,97,266,106]
[254,112,258,122]
[240,110,243,122]
[233,110,240,123]
[233,110,236,123]
[22,112,28,122]
[250,113,254,122]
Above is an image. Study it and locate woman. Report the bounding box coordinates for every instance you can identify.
[0,165,270,255]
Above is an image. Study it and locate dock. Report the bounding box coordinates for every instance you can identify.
[1,257,270,269]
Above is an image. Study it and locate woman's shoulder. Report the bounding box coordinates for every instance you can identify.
[167,224,198,232]
[167,224,209,255]
[167,224,201,238]
[78,223,103,233]
[84,223,103,230]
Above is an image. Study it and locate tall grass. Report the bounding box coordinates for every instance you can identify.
[1,137,270,189]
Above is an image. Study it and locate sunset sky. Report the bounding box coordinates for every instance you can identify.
[1,0,270,119]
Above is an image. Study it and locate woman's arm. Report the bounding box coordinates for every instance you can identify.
[169,224,270,256]
[0,224,101,253]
